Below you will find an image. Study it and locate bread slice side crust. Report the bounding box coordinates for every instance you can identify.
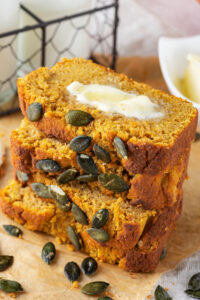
[0,155,6,178]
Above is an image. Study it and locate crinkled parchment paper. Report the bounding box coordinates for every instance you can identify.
[0,58,199,300]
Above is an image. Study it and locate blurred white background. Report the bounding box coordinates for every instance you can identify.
[118,0,200,56]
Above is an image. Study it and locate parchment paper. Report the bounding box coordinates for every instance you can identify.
[0,57,200,300]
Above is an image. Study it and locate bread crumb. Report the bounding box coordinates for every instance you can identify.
[9,293,16,298]
[138,240,143,248]
[105,291,114,298]
[56,237,62,244]
[67,244,75,252]
[146,295,152,299]
[129,272,135,279]
[72,281,78,288]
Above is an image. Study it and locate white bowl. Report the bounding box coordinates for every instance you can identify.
[158,35,200,123]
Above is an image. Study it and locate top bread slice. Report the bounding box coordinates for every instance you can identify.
[17,58,198,175]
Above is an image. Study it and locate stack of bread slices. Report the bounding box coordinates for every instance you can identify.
[0,58,197,272]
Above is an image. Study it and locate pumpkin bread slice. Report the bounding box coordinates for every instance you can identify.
[0,179,182,272]
[11,119,189,209]
[17,58,197,176]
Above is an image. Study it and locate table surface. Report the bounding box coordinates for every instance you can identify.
[0,57,199,300]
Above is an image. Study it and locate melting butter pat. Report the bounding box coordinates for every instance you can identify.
[183,54,200,103]
[67,81,164,120]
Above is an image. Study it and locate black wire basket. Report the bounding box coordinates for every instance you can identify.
[0,0,119,117]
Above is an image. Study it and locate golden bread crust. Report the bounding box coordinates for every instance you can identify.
[122,192,182,272]
[0,155,6,178]
[128,150,189,209]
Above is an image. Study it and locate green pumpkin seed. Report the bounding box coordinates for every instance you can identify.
[69,135,92,152]
[36,159,61,173]
[0,256,13,271]
[48,185,69,204]
[81,257,98,276]
[31,183,52,198]
[98,173,129,193]
[113,136,128,159]
[16,170,29,182]
[72,203,88,225]
[160,248,167,260]
[93,144,111,163]
[81,281,109,295]
[185,289,200,298]
[64,261,81,282]
[77,153,98,174]
[66,110,94,126]
[154,285,172,300]
[0,278,23,293]
[27,102,43,122]
[195,132,200,142]
[2,225,22,237]
[92,209,109,229]
[56,202,71,212]
[42,242,56,265]
[98,297,113,300]
[67,226,81,251]
[188,273,200,291]
[57,168,78,184]
[77,174,98,182]
[86,228,110,243]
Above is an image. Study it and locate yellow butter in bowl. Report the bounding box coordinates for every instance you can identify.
[183,54,200,103]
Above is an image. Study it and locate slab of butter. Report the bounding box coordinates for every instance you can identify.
[0,139,5,166]
[67,81,164,120]
[183,54,200,103]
